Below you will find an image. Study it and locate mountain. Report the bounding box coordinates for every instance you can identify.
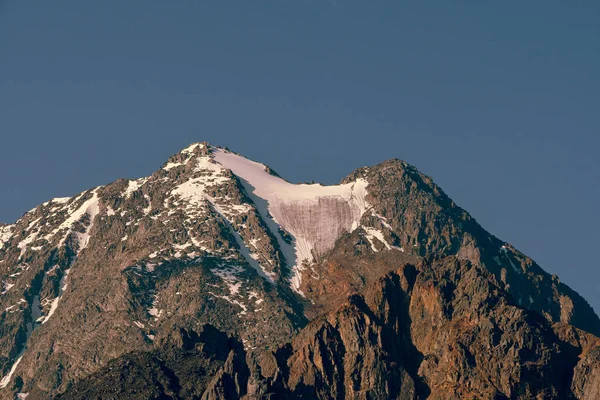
[1,142,599,399]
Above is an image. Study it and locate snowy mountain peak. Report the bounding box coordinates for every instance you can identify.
[157,144,372,292]
[2,143,600,398]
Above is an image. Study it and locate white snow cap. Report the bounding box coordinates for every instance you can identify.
[211,146,369,293]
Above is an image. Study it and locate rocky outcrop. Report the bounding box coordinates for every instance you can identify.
[337,159,600,335]
[277,257,582,399]
[65,257,597,399]
[52,325,239,400]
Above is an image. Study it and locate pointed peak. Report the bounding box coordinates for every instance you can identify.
[162,142,215,171]
[179,142,211,156]
[341,158,422,185]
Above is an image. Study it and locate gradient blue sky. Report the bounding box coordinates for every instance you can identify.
[1,1,599,311]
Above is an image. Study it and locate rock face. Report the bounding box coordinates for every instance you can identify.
[0,142,599,399]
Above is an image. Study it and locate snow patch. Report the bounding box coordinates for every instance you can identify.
[211,264,245,295]
[145,263,157,272]
[505,254,520,274]
[40,267,71,324]
[4,305,18,313]
[371,210,393,230]
[209,292,248,314]
[47,188,101,252]
[124,178,148,199]
[52,197,70,204]
[1,281,15,294]
[0,355,23,388]
[148,295,162,320]
[0,225,14,249]
[181,143,205,154]
[143,194,152,214]
[362,227,403,252]
[17,218,43,257]
[43,197,70,207]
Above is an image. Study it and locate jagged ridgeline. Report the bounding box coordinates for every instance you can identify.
[1,142,599,399]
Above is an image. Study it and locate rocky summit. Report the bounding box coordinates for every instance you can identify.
[1,142,599,399]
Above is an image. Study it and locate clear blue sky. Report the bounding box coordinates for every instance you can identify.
[1,1,599,311]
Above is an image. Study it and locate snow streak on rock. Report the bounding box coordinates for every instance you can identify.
[0,356,23,388]
[361,227,404,252]
[51,188,100,250]
[0,225,14,250]
[40,267,71,325]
